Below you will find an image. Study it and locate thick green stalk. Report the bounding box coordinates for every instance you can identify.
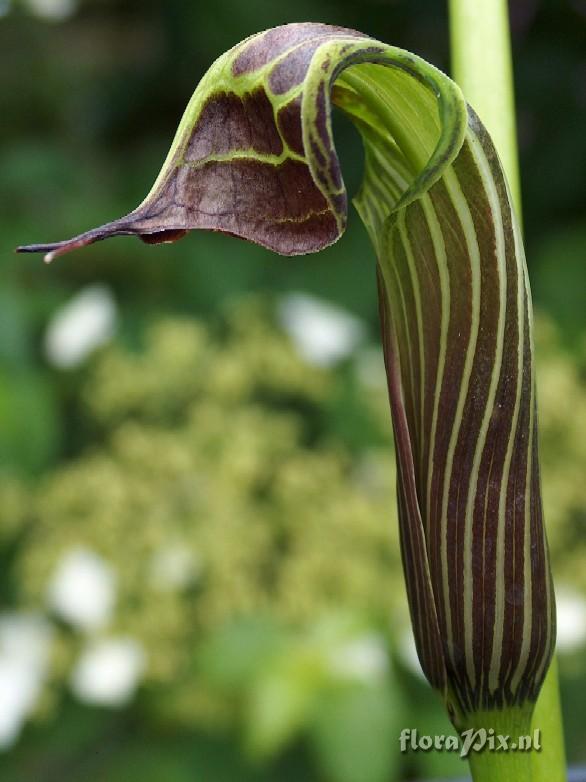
[449,0,520,212]
[449,2,566,781]
[530,657,566,782]
[467,707,534,782]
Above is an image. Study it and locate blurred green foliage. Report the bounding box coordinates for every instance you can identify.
[0,301,412,781]
[1,0,585,779]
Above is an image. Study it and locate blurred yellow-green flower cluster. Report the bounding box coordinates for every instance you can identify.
[0,297,585,781]
[0,300,409,781]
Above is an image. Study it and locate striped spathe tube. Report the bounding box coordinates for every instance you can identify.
[371,108,555,723]
[17,22,555,727]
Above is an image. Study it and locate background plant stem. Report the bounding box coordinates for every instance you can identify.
[448,0,567,780]
[448,0,521,213]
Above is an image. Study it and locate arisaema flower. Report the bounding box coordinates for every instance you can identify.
[18,22,555,731]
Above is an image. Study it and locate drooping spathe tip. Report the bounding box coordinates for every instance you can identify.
[17,236,95,264]
[16,221,129,264]
[16,220,190,264]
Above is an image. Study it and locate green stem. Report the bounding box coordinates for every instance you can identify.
[448,0,521,213]
[530,657,567,782]
[466,707,534,782]
[448,1,566,780]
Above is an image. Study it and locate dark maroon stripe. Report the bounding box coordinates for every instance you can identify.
[465,138,520,710]
[472,112,552,709]
[184,89,283,161]
[403,200,442,521]
[520,409,554,703]
[377,268,446,692]
[422,175,473,660]
[386,229,421,457]
[498,268,532,705]
[439,141,502,707]
[391,223,424,459]
[268,40,322,94]
[277,98,304,156]
[231,25,363,77]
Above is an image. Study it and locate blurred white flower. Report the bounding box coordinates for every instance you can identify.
[71,638,146,707]
[44,284,116,369]
[0,614,53,749]
[24,0,77,21]
[278,293,365,367]
[328,634,388,683]
[150,543,202,592]
[556,587,586,653]
[47,547,116,632]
